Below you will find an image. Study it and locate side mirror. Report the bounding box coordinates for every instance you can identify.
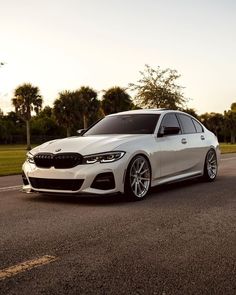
[159,126,180,136]
[77,129,86,136]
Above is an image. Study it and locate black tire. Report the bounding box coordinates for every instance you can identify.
[124,155,151,201]
[203,149,218,181]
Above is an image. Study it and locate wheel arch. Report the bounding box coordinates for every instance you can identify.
[122,152,153,201]
[203,148,218,181]
[123,152,152,185]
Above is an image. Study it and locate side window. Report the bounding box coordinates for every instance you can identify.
[192,119,204,133]
[178,114,196,134]
[159,113,181,135]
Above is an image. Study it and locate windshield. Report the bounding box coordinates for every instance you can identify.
[84,114,160,135]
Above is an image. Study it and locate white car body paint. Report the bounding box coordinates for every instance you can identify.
[22,109,220,198]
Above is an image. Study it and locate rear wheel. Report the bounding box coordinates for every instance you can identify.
[125,155,151,201]
[203,149,218,181]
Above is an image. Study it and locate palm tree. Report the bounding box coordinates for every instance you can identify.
[75,86,99,129]
[101,87,134,115]
[53,91,77,137]
[12,83,42,150]
[54,87,101,135]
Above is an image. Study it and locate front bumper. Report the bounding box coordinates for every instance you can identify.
[22,157,128,195]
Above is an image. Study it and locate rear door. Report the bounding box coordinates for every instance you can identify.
[176,113,207,173]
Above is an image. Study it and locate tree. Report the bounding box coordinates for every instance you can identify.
[53,91,78,137]
[0,109,7,143]
[129,64,187,109]
[54,87,101,136]
[0,63,5,109]
[181,108,199,119]
[38,105,53,118]
[6,111,25,143]
[224,103,236,144]
[75,86,100,129]
[101,86,134,115]
[0,112,17,144]
[31,106,64,142]
[200,112,224,138]
[231,102,236,112]
[12,83,42,149]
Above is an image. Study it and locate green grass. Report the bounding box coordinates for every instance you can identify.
[220,143,236,154]
[0,145,29,176]
[0,143,236,177]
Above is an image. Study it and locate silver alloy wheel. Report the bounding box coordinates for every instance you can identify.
[206,150,217,179]
[129,156,151,198]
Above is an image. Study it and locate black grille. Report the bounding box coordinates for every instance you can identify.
[29,177,84,191]
[34,153,53,168]
[34,153,82,169]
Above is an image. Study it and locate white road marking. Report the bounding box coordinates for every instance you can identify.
[0,185,22,192]
[0,255,57,280]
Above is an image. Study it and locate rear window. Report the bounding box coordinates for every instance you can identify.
[178,114,196,134]
[192,119,204,133]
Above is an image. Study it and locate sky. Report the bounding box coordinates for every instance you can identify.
[0,0,236,115]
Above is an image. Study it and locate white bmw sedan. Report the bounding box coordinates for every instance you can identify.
[22,109,220,200]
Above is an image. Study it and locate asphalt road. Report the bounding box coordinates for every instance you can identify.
[0,154,236,295]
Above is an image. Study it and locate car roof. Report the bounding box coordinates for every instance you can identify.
[107,109,186,116]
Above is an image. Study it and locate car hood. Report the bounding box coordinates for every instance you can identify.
[30,134,150,156]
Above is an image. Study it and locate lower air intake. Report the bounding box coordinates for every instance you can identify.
[29,178,84,191]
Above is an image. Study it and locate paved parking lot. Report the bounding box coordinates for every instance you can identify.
[0,154,236,294]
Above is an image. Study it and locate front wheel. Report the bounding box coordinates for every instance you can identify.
[203,149,218,181]
[124,155,151,201]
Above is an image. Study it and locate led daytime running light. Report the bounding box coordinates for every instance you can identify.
[27,152,35,164]
[83,151,125,164]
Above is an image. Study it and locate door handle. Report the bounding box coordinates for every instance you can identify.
[201,135,205,140]
[181,138,187,144]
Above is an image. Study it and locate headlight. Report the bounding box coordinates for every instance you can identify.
[27,152,35,164]
[83,151,125,164]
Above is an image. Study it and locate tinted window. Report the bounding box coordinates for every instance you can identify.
[159,113,181,134]
[178,114,196,134]
[84,114,160,135]
[192,119,204,133]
